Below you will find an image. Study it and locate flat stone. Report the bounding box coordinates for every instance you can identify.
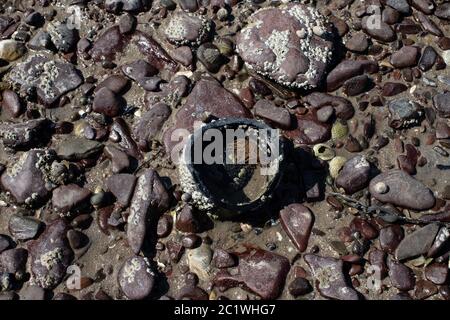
[106,173,136,207]
[254,99,292,129]
[395,223,440,261]
[382,82,408,96]
[56,137,103,160]
[28,219,73,289]
[95,75,129,94]
[425,263,448,285]
[427,227,450,257]
[369,170,435,210]
[284,113,331,145]
[1,89,23,118]
[104,145,130,173]
[345,33,369,52]
[279,203,314,252]
[236,4,334,89]
[386,0,411,14]
[304,254,360,300]
[0,248,28,275]
[303,92,355,120]
[435,3,450,20]
[121,59,158,82]
[362,16,396,42]
[20,285,46,300]
[187,244,212,281]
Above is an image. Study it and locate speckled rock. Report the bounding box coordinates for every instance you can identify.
[127,169,170,254]
[28,219,73,289]
[163,12,210,46]
[47,22,77,53]
[304,254,360,300]
[8,215,42,241]
[236,4,334,89]
[369,170,435,210]
[118,256,154,300]
[388,98,423,129]
[7,54,83,106]
[0,39,26,61]
[279,203,314,252]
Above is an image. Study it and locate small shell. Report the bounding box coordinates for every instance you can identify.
[331,121,349,140]
[329,156,347,178]
[313,143,335,161]
[373,181,389,194]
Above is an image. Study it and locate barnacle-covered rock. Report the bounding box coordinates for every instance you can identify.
[236,4,335,89]
[0,149,57,205]
[163,12,211,46]
[0,119,51,150]
[7,54,83,106]
[28,219,73,289]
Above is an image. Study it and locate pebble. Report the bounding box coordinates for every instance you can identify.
[387,258,416,291]
[379,225,404,254]
[362,16,396,42]
[118,256,154,300]
[388,98,423,129]
[156,215,173,238]
[368,248,388,279]
[424,263,448,285]
[326,60,379,92]
[196,43,223,72]
[419,46,437,72]
[163,77,250,153]
[349,217,378,241]
[93,87,123,117]
[52,184,92,214]
[212,249,236,268]
[28,219,73,289]
[48,22,77,53]
[8,215,42,241]
[414,279,438,299]
[336,155,371,194]
[214,247,290,299]
[304,254,359,300]
[395,223,440,261]
[28,30,53,50]
[279,203,314,252]
[254,99,292,129]
[382,82,408,96]
[435,3,450,20]
[433,92,450,118]
[0,235,10,254]
[0,248,28,275]
[1,89,23,118]
[0,119,51,150]
[118,13,136,34]
[386,0,411,14]
[171,46,193,67]
[345,33,368,52]
[427,227,450,257]
[390,46,420,69]
[288,277,313,297]
[369,170,436,210]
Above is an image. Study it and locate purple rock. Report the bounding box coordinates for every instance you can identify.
[254,99,292,129]
[52,184,92,214]
[133,103,171,147]
[28,219,73,289]
[326,60,379,92]
[279,203,314,252]
[388,258,416,291]
[395,223,440,261]
[304,254,360,300]
[118,256,154,300]
[336,156,371,194]
[106,173,137,207]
